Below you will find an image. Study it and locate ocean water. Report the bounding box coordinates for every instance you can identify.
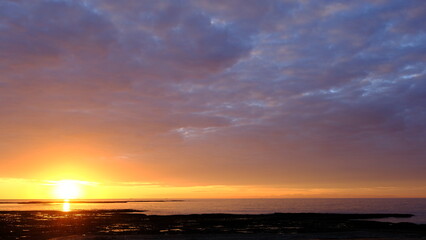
[0,198,425,224]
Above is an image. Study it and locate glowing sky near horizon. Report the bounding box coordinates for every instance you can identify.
[0,0,425,198]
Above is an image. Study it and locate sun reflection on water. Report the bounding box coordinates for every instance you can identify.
[62,200,71,212]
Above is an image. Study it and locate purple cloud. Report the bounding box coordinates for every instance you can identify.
[0,0,425,188]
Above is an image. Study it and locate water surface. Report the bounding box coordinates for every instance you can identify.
[1,198,425,223]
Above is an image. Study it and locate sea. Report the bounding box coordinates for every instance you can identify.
[0,198,425,224]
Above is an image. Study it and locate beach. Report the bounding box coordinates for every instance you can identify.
[1,210,425,240]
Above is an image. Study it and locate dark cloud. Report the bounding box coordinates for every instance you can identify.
[0,0,425,188]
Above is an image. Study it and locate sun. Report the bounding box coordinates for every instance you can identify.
[54,180,82,200]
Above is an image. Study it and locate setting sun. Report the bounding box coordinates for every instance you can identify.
[54,180,82,200]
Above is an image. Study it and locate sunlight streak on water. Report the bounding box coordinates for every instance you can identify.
[62,200,71,212]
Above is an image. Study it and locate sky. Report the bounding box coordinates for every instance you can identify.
[0,0,425,199]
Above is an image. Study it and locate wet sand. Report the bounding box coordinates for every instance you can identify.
[0,210,424,240]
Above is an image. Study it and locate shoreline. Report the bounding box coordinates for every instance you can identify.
[0,210,425,240]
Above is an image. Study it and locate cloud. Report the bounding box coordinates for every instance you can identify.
[0,0,425,191]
